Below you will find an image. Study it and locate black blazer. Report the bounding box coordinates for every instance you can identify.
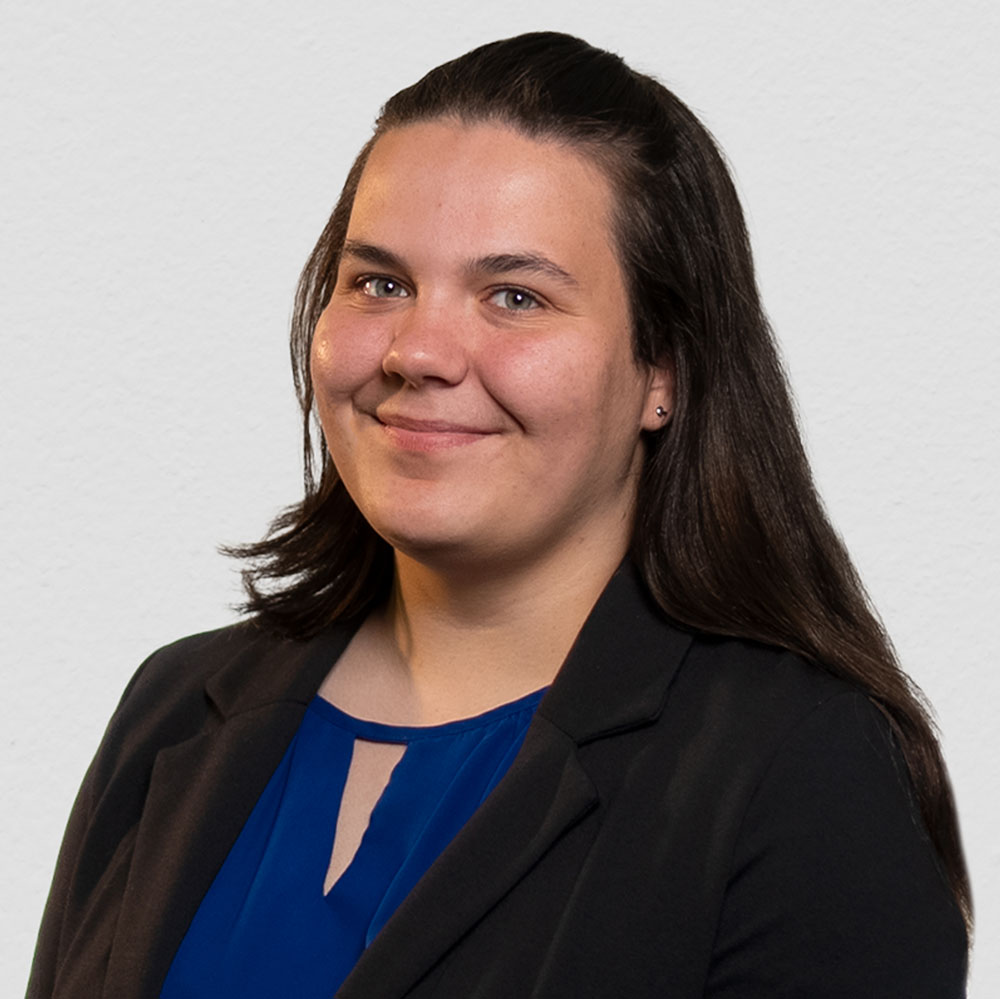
[28,565,967,998]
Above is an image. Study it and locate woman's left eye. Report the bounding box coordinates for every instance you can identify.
[488,288,540,311]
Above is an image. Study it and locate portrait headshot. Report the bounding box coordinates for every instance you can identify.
[3,3,997,997]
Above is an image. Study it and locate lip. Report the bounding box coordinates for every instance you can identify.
[374,411,499,452]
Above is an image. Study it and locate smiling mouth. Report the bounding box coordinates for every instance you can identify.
[375,413,498,452]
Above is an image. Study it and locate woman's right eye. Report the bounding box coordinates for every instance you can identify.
[358,277,409,298]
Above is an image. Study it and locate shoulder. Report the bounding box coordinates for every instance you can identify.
[676,631,854,718]
[27,621,343,997]
[60,619,352,891]
[664,639,970,995]
[655,634,866,797]
[91,619,351,794]
[85,624,265,792]
[104,623,273,746]
[114,622,269,711]
[560,592,966,993]
[115,618,353,728]
[663,634,943,861]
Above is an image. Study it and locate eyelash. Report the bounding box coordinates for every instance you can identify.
[355,276,409,299]
[352,275,544,312]
[486,287,541,312]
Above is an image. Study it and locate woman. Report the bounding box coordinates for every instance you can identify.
[29,31,970,998]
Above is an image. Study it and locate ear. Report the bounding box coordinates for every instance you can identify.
[639,358,675,432]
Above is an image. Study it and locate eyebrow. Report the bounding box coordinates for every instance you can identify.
[340,240,579,289]
[340,240,407,272]
[468,252,579,289]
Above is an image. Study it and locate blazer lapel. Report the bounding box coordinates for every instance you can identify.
[339,717,596,999]
[102,707,303,997]
[101,563,692,999]
[538,560,693,744]
[340,563,694,998]
[102,622,355,998]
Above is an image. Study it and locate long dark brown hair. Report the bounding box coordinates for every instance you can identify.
[227,32,971,930]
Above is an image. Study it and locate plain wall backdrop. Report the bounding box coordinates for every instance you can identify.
[3,0,997,993]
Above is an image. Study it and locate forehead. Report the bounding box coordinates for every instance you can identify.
[346,119,621,272]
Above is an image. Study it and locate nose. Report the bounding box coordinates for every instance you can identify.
[381,301,469,387]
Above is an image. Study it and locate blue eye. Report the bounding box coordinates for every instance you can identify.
[360,277,408,298]
[489,288,540,311]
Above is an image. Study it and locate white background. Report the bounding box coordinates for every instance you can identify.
[2,0,997,993]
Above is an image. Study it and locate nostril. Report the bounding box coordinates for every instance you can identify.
[380,322,468,387]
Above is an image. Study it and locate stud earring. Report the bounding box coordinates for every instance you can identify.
[655,405,668,419]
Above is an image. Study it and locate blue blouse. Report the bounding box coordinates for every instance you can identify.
[160,689,545,998]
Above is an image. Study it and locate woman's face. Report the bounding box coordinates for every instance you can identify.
[311,119,670,572]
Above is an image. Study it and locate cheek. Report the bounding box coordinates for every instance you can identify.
[310,310,385,403]
[481,338,582,434]
[484,335,643,442]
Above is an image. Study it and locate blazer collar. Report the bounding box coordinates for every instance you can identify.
[538,560,693,744]
[110,560,692,998]
[204,618,358,718]
[340,561,694,998]
[202,559,692,747]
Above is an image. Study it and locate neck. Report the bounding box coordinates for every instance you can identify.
[393,545,621,680]
[321,539,628,725]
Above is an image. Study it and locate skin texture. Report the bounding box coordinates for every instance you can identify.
[311,119,673,725]
[311,119,671,579]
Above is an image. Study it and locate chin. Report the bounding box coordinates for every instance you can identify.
[370,511,537,575]
[365,508,479,560]
[350,477,489,555]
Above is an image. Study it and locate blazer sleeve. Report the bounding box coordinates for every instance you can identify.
[704,691,968,999]
[26,652,165,998]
